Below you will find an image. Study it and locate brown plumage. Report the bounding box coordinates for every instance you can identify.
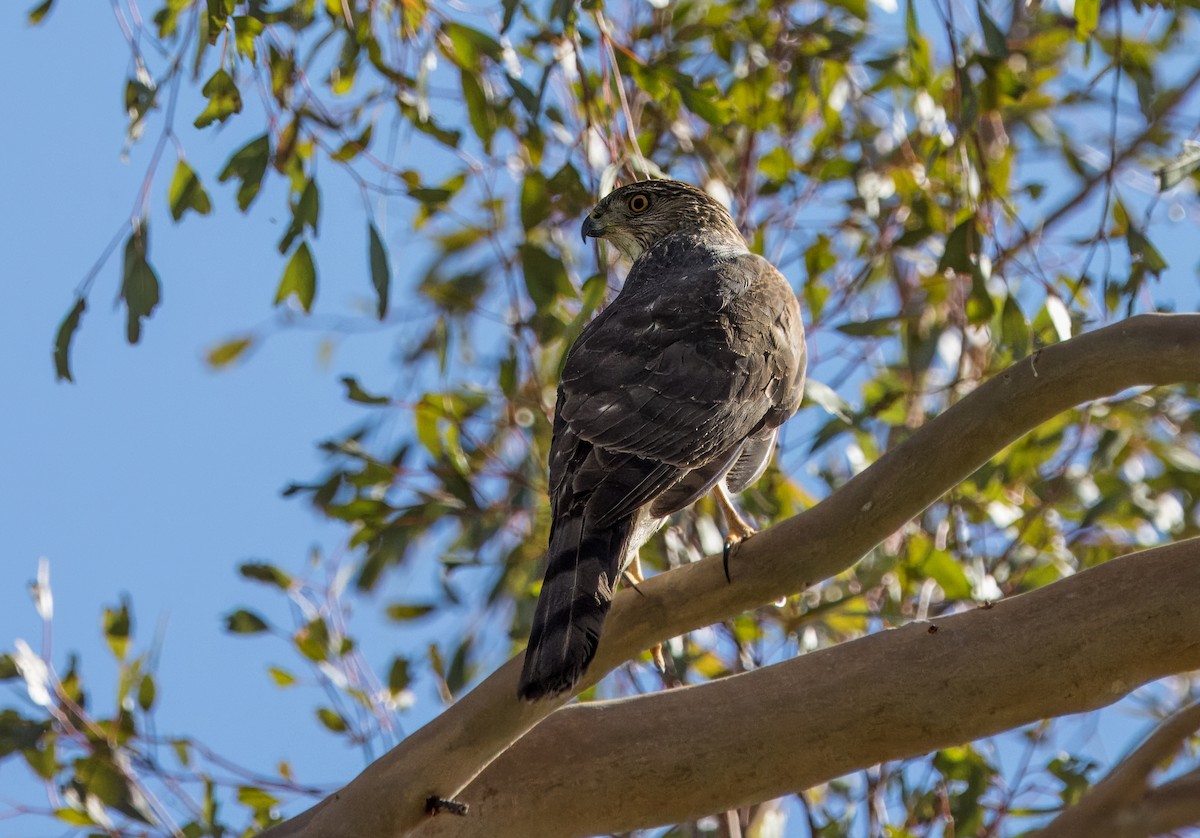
[518,180,807,701]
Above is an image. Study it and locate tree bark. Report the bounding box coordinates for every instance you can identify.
[414,539,1200,836]
[262,313,1200,837]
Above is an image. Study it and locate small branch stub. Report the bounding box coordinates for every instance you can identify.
[426,796,469,817]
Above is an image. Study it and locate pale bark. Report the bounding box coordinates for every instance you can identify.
[262,314,1200,837]
[414,539,1200,836]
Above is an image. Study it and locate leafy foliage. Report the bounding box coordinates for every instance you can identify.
[12,0,1200,833]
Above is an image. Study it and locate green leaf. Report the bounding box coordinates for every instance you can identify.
[386,603,435,621]
[218,134,270,211]
[333,124,373,162]
[103,600,132,661]
[194,68,243,128]
[28,0,53,24]
[520,172,551,230]
[921,550,973,599]
[368,224,390,319]
[120,225,161,344]
[937,216,977,275]
[804,379,851,422]
[441,22,503,69]
[167,159,212,221]
[275,242,317,312]
[1001,295,1030,358]
[340,375,390,405]
[460,69,495,151]
[317,707,348,732]
[976,0,1008,57]
[387,657,411,693]
[55,809,95,827]
[237,786,280,811]
[238,562,292,588]
[206,336,253,368]
[1156,140,1200,192]
[225,609,270,634]
[267,666,297,687]
[835,315,900,337]
[1073,0,1099,39]
[279,178,321,253]
[53,297,86,382]
[233,15,263,60]
[519,244,573,310]
[137,673,156,711]
[677,79,729,126]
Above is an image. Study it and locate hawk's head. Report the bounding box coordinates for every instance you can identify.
[581,179,745,261]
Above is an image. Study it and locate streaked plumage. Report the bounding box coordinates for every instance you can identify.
[518,180,807,701]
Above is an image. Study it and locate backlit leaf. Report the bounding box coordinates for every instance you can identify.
[275,242,317,312]
[53,297,86,382]
[167,159,212,221]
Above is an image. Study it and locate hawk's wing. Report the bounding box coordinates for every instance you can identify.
[552,245,806,527]
[519,242,805,700]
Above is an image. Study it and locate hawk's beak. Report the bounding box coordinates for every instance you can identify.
[580,214,601,243]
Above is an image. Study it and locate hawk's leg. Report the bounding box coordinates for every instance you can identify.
[715,483,756,583]
[623,555,667,673]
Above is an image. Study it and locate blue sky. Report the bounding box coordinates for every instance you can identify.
[3,1,1199,835]
[0,1,422,823]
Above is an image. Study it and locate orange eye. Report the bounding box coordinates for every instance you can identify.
[628,193,651,213]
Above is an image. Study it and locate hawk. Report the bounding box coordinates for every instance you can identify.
[518,180,807,701]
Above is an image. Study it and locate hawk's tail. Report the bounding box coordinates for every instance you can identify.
[518,513,631,701]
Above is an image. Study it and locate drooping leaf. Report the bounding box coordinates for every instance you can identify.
[103,600,132,661]
[316,707,348,733]
[53,297,86,382]
[976,0,1008,57]
[238,562,292,589]
[385,603,435,621]
[28,0,53,24]
[1073,0,1099,39]
[368,223,390,319]
[224,609,270,634]
[275,242,317,312]
[218,134,270,211]
[340,376,390,405]
[167,159,213,221]
[206,336,254,368]
[194,68,243,128]
[120,224,161,344]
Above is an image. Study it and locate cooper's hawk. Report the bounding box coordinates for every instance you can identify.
[518,180,807,701]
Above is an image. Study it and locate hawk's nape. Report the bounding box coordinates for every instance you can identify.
[518,179,807,701]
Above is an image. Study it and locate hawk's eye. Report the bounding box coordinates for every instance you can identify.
[627,193,651,214]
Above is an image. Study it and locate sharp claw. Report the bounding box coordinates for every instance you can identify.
[651,643,666,673]
[723,537,735,583]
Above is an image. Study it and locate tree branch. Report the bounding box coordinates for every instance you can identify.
[1030,702,1200,838]
[263,313,1200,838]
[413,538,1200,836]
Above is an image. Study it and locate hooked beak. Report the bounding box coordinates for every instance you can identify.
[580,214,601,243]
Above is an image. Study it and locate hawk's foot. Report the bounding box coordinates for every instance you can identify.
[715,483,757,583]
[624,556,665,670]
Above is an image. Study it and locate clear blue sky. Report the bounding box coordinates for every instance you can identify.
[0,1,431,823]
[2,2,1197,835]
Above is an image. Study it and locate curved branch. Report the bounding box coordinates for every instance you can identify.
[1031,702,1200,838]
[264,313,1200,837]
[414,538,1200,836]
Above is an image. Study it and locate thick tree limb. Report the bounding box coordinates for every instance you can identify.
[1030,702,1200,838]
[414,539,1200,836]
[263,313,1200,837]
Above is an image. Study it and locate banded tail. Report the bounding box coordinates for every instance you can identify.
[518,512,632,701]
